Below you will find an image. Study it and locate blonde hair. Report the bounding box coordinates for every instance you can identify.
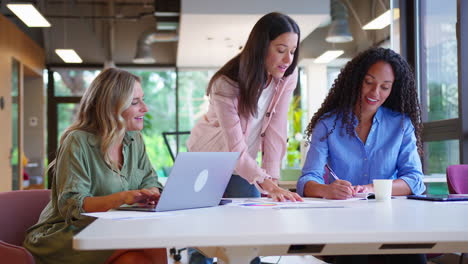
[53,68,140,172]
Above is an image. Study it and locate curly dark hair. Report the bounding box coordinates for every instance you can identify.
[304,47,423,156]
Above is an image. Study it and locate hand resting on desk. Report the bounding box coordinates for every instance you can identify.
[260,178,304,202]
[353,184,374,194]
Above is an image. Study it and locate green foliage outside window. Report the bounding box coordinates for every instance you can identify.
[286,96,305,168]
[53,69,306,176]
[129,70,176,177]
[426,82,459,174]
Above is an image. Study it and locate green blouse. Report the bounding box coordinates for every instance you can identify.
[23,130,163,264]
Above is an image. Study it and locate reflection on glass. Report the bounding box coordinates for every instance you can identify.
[53,70,100,96]
[426,140,459,175]
[11,60,19,190]
[422,0,458,121]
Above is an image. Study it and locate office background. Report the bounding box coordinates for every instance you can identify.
[0,0,466,192]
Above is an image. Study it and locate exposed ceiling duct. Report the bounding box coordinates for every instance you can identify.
[133,0,180,63]
[326,0,353,43]
[133,30,178,63]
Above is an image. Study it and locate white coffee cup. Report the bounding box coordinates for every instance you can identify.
[373,179,393,201]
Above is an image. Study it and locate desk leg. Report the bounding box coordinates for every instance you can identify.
[198,246,259,264]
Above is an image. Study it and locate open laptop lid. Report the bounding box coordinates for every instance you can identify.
[118,152,239,212]
[407,194,468,202]
[156,152,239,211]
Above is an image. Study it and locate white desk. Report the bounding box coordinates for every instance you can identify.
[279,175,447,192]
[74,198,468,264]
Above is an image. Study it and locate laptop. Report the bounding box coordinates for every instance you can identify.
[407,194,468,202]
[117,152,239,212]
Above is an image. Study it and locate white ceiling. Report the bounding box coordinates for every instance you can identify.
[177,0,330,68]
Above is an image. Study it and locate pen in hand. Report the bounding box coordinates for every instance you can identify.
[326,163,356,197]
[325,164,340,180]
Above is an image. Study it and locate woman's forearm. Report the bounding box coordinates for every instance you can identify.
[82,192,126,213]
[303,181,328,198]
[392,179,412,196]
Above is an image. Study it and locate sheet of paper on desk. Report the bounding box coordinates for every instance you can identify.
[354,192,374,199]
[232,198,326,204]
[322,193,374,201]
[82,210,174,220]
[225,198,348,209]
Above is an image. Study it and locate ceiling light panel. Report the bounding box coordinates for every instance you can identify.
[362,10,391,30]
[7,3,51,27]
[314,50,344,64]
[55,49,83,63]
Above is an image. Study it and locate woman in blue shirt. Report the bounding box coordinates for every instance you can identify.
[297,47,425,199]
[297,47,427,264]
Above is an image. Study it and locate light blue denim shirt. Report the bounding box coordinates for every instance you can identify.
[297,107,425,196]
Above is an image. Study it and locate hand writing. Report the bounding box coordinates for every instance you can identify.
[324,180,355,200]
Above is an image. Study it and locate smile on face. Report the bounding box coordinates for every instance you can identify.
[265,32,298,79]
[358,61,394,115]
[122,82,148,131]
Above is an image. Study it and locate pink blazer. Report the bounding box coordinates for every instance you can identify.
[187,68,298,184]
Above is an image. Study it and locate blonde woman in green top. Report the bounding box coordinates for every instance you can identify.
[24,68,167,264]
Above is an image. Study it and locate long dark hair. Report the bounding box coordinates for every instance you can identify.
[207,12,300,117]
[304,47,423,156]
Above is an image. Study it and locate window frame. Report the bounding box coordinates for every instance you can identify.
[406,0,468,172]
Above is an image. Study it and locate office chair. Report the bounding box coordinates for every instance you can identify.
[162,131,191,162]
[446,165,468,264]
[0,189,51,264]
[447,164,468,194]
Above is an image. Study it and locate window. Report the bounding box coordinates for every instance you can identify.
[420,0,458,121]
[53,70,100,96]
[417,0,462,175]
[52,69,101,141]
[177,70,215,153]
[425,140,459,176]
[128,69,177,175]
[48,68,179,181]
[57,103,78,141]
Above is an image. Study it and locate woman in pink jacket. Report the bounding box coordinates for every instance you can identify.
[188,12,303,203]
[187,11,303,264]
